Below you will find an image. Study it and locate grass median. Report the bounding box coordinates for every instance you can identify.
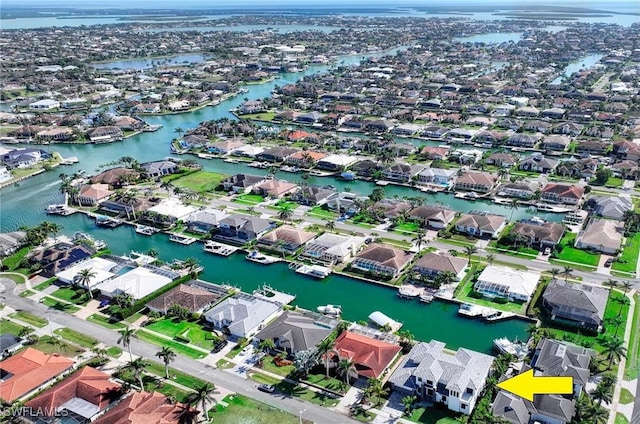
[136,329,207,359]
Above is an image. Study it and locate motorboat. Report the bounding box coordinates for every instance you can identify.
[245,251,280,264]
[168,233,197,245]
[317,304,342,316]
[493,337,528,359]
[135,224,158,236]
[203,240,238,256]
[419,292,434,303]
[398,285,421,299]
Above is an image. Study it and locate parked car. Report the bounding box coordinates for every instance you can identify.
[99,299,110,308]
[211,340,228,353]
[543,247,551,255]
[604,258,613,267]
[258,384,275,393]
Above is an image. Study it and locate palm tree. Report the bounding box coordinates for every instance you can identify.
[76,267,97,298]
[316,337,335,378]
[508,198,519,221]
[124,357,147,390]
[602,336,627,369]
[277,206,294,223]
[325,219,336,230]
[548,268,561,280]
[412,228,427,251]
[606,315,624,337]
[174,127,184,138]
[188,383,217,422]
[562,266,573,281]
[603,279,619,290]
[485,253,496,265]
[366,377,388,407]
[464,245,477,261]
[118,326,136,361]
[337,358,356,385]
[615,294,630,317]
[401,395,417,416]
[183,257,200,276]
[590,383,613,406]
[258,339,275,355]
[156,347,176,379]
[620,281,632,294]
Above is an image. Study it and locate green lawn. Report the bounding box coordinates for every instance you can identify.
[40,297,81,313]
[394,221,419,234]
[145,318,219,350]
[238,112,277,121]
[259,354,296,377]
[54,327,98,348]
[117,370,193,403]
[454,266,526,314]
[303,373,346,394]
[19,290,35,297]
[2,247,30,270]
[0,273,27,284]
[33,278,57,291]
[170,170,229,193]
[209,394,304,424]
[86,313,126,330]
[605,177,624,188]
[234,193,265,205]
[11,310,48,327]
[29,335,84,357]
[612,232,640,274]
[136,330,207,359]
[306,206,338,219]
[615,413,629,424]
[624,293,640,380]
[106,346,122,358]
[270,200,299,211]
[1,319,27,336]
[407,406,461,424]
[145,361,208,390]
[378,237,412,250]
[619,388,634,405]
[49,286,91,305]
[554,232,600,266]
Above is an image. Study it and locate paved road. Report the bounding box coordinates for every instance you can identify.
[0,279,357,424]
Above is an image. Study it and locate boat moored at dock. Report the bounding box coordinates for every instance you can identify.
[135,224,159,236]
[493,337,529,359]
[168,233,197,245]
[45,204,75,216]
[246,250,281,264]
[398,284,422,299]
[289,262,331,279]
[203,240,239,256]
[317,304,342,317]
[95,215,122,228]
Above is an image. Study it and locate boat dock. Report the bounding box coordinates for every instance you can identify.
[290,262,332,279]
[458,303,516,321]
[95,215,122,228]
[168,233,197,245]
[253,284,296,305]
[203,240,239,256]
[45,204,76,216]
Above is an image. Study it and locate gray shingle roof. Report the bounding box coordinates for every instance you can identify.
[255,311,337,353]
[543,280,608,325]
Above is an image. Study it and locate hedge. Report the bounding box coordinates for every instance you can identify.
[111,275,193,319]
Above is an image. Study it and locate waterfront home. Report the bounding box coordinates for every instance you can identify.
[507,134,541,148]
[233,145,265,158]
[132,103,161,114]
[253,179,298,198]
[1,148,51,169]
[0,348,74,403]
[9,125,47,139]
[553,121,584,136]
[493,338,594,424]
[486,152,517,168]
[498,182,538,199]
[93,391,193,424]
[255,310,337,356]
[447,128,477,143]
[256,146,298,163]
[511,221,565,250]
[408,205,456,229]
[349,159,382,177]
[257,225,316,254]
[203,293,282,338]
[91,167,140,186]
[421,126,448,139]
[351,243,414,278]
[326,192,367,215]
[208,139,246,155]
[316,154,359,171]
[0,166,10,183]
[381,163,424,183]
[411,252,468,281]
[420,146,449,160]
[239,100,266,114]
[289,185,336,206]
[147,198,196,220]
[28,99,60,110]
[114,116,144,131]
[454,171,498,193]
[541,183,584,205]
[285,150,327,168]
[416,167,457,186]
[474,130,508,147]
[76,183,114,206]
[575,218,623,254]
[95,267,175,300]
[300,233,366,264]
[36,127,76,142]
[0,334,23,358]
[215,214,275,243]
[55,257,119,288]
[585,195,633,220]
[222,173,266,194]
[372,199,412,219]
[146,283,225,315]
[0,231,26,256]
[392,123,422,136]
[25,367,121,422]
[389,340,494,415]
[542,280,608,331]
[184,208,230,234]
[140,160,178,178]
[86,126,123,143]
[541,135,571,151]
[454,213,506,239]
[329,331,402,379]
[28,243,95,277]
[474,265,540,302]
[519,155,558,174]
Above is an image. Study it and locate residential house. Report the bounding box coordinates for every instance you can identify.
[290,185,336,206]
[474,265,541,302]
[420,146,449,160]
[330,331,402,379]
[511,221,565,250]
[256,146,298,163]
[613,140,640,161]
[350,159,382,177]
[215,214,275,243]
[25,367,121,421]
[0,348,74,403]
[140,160,178,178]
[77,183,113,206]
[455,213,506,239]
[257,225,316,254]
[519,155,558,174]
[541,135,571,151]
[326,192,367,215]
[316,154,359,171]
[351,243,414,278]
[86,126,123,143]
[507,134,541,148]
[576,140,608,155]
[91,167,139,186]
[541,183,584,205]
[389,340,494,415]
[255,310,337,356]
[146,283,224,315]
[1,148,51,169]
[381,163,424,183]
[486,152,517,168]
[454,172,498,193]
[542,280,608,330]
[417,168,456,186]
[285,151,327,168]
[421,126,449,139]
[93,391,193,424]
[203,293,282,338]
[28,99,60,110]
[208,139,246,155]
[575,218,624,254]
[408,205,456,229]
[222,173,266,194]
[36,127,76,142]
[585,195,633,220]
[300,233,366,264]
[372,200,413,219]
[184,208,230,234]
[238,100,265,114]
[0,231,26,256]
[0,166,10,184]
[28,242,95,277]
[474,131,508,147]
[253,179,298,198]
[411,252,468,281]
[522,120,552,134]
[498,182,538,199]
[553,122,584,136]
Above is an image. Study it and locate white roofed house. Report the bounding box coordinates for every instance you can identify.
[94,266,176,300]
[0,231,26,256]
[454,213,506,239]
[184,208,229,234]
[300,233,366,265]
[473,265,541,302]
[381,163,425,183]
[315,154,359,171]
[417,167,456,186]
[28,99,60,110]
[575,218,624,255]
[203,293,282,338]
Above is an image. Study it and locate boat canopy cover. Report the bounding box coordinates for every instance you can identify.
[368,311,398,327]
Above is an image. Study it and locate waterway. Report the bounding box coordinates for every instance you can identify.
[454,32,522,44]
[93,54,209,70]
[140,24,349,34]
[550,53,605,85]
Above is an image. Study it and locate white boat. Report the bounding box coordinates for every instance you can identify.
[135,224,158,236]
[458,303,486,318]
[281,165,300,173]
[223,158,239,163]
[317,304,342,316]
[290,263,331,279]
[143,124,163,132]
[455,192,479,200]
[376,180,390,186]
[493,337,529,359]
[168,233,197,245]
[60,156,79,165]
[535,203,571,213]
[246,251,281,264]
[45,204,74,215]
[72,232,106,250]
[203,240,239,256]
[419,292,434,303]
[398,285,422,299]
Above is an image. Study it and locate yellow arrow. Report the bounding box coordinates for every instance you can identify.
[497,369,573,402]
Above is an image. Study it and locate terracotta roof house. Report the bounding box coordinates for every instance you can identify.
[512,221,565,249]
[613,140,640,162]
[146,283,223,314]
[91,167,140,186]
[420,146,449,160]
[541,183,584,205]
[93,391,194,424]
[411,252,468,281]
[331,331,402,379]
[542,280,608,331]
[454,213,506,239]
[255,310,337,355]
[285,150,327,167]
[408,205,456,229]
[25,367,121,421]
[253,179,298,198]
[351,243,414,278]
[0,348,74,402]
[575,219,624,254]
[389,340,494,415]
[454,172,497,193]
[77,184,113,206]
[257,225,316,254]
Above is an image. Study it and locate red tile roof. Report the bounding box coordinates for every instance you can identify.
[332,331,401,378]
[93,391,195,424]
[26,366,120,414]
[0,348,74,402]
